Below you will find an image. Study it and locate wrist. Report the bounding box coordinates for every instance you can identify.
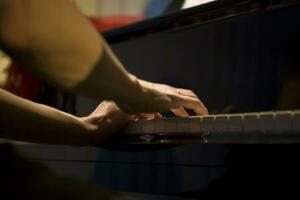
[75,116,98,146]
[115,75,151,114]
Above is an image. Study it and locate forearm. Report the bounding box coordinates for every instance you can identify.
[74,41,143,107]
[0,0,101,88]
[0,89,92,145]
[0,0,142,103]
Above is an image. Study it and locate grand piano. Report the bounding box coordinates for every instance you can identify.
[7,0,300,198]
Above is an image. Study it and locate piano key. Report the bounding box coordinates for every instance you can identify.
[124,110,300,142]
[153,119,166,134]
[259,112,275,132]
[127,120,155,134]
[214,114,229,132]
[176,118,190,133]
[275,111,293,131]
[125,122,142,134]
[188,116,202,133]
[139,120,155,134]
[227,114,243,132]
[201,115,216,132]
[293,110,300,131]
[243,113,259,132]
[165,118,179,133]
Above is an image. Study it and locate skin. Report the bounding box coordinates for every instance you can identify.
[0,88,131,145]
[0,1,209,198]
[0,0,208,145]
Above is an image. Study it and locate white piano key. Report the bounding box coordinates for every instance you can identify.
[125,122,142,134]
[214,114,229,132]
[124,110,300,137]
[139,120,155,134]
[165,118,179,133]
[176,118,190,133]
[201,115,215,132]
[243,113,259,132]
[227,114,243,132]
[153,119,166,134]
[125,120,154,134]
[293,110,300,131]
[275,111,293,131]
[188,116,202,133]
[259,112,276,132]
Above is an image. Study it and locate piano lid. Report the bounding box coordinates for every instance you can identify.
[103,0,300,43]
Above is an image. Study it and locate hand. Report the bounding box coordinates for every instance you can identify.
[117,78,208,117]
[81,101,132,145]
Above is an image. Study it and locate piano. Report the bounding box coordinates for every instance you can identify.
[7,0,300,198]
[111,110,300,145]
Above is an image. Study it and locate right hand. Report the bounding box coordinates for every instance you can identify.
[116,79,208,117]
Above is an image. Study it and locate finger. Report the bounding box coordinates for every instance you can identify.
[154,112,163,119]
[171,95,208,116]
[99,111,132,140]
[90,101,120,116]
[177,89,208,112]
[176,89,208,111]
[171,107,190,118]
[181,97,208,116]
[177,89,199,98]
[194,98,208,114]
[137,113,156,120]
[129,115,140,122]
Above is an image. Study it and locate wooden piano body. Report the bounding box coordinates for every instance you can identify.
[8,0,300,198]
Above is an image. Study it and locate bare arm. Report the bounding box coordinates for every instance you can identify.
[0,0,208,116]
[0,88,130,145]
[0,0,139,97]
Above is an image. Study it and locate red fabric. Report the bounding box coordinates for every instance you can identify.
[90,15,144,31]
[3,62,41,100]
[2,15,143,100]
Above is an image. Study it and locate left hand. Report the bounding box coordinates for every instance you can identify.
[81,101,163,145]
[81,101,133,145]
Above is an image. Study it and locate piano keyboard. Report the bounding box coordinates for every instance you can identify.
[118,110,300,145]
